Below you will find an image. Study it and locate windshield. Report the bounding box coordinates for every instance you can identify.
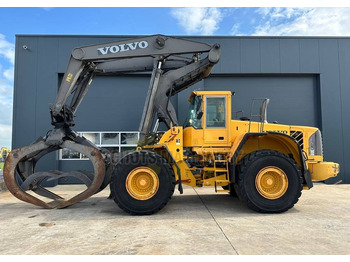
[184,95,203,129]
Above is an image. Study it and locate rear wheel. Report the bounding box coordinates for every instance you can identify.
[110,150,175,215]
[237,150,302,213]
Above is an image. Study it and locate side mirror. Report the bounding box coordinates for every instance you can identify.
[197,111,203,120]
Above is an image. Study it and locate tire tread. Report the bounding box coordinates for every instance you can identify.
[237,150,303,213]
[111,150,175,215]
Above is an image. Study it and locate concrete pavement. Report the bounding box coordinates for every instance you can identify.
[0,183,349,255]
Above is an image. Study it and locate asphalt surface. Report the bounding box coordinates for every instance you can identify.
[0,183,349,255]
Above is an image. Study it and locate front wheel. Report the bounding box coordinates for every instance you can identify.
[110,150,175,215]
[237,150,303,213]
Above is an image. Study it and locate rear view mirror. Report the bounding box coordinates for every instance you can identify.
[197,111,203,120]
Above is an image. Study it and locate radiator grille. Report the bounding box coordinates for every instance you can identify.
[290,130,304,149]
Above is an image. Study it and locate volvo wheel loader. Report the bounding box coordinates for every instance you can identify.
[4,34,339,215]
[1,147,9,162]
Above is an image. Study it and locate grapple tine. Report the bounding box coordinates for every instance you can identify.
[3,139,106,209]
[4,140,53,208]
[55,140,106,209]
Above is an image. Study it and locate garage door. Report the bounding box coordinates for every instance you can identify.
[71,75,149,131]
[204,75,320,128]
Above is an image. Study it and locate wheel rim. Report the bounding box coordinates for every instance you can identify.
[125,167,159,200]
[255,166,288,200]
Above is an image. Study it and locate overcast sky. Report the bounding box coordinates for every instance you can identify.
[1,4,350,148]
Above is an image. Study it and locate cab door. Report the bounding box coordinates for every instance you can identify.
[203,95,230,146]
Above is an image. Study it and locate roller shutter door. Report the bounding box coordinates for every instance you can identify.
[204,75,320,128]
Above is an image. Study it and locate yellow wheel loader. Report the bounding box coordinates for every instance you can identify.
[1,147,9,162]
[3,35,339,214]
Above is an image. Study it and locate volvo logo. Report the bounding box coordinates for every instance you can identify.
[269,130,288,134]
[97,41,149,55]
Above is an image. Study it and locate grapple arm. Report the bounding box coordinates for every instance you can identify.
[51,34,215,127]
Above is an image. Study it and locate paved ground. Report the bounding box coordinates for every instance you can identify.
[0,183,349,255]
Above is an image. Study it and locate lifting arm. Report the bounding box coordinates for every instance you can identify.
[50,35,220,145]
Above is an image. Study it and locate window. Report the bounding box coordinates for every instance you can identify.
[102,133,119,145]
[184,95,203,129]
[206,97,226,128]
[121,133,139,145]
[61,148,80,159]
[60,131,139,160]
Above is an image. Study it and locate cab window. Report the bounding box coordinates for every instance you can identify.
[206,97,226,128]
[184,96,203,129]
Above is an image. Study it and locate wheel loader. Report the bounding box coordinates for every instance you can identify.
[1,147,10,162]
[3,35,339,215]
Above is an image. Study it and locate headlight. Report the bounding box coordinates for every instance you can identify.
[309,130,323,156]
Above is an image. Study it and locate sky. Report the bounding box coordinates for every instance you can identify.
[1,3,350,148]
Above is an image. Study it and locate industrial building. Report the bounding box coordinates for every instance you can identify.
[12,35,350,184]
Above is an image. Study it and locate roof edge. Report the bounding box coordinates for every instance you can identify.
[15,34,350,40]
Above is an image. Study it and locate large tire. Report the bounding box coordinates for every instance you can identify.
[236,150,303,213]
[110,150,175,215]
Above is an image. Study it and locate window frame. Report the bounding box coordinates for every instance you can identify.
[205,96,227,129]
[59,131,140,160]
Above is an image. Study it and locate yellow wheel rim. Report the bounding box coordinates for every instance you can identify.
[126,167,159,200]
[255,166,288,200]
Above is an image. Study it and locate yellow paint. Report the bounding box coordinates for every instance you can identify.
[255,166,288,199]
[125,167,159,200]
[184,92,232,147]
[308,161,339,181]
[157,126,183,161]
[233,132,302,168]
[144,127,198,187]
[144,90,339,192]
[66,73,73,83]
[1,147,10,160]
[202,174,228,186]
[183,127,204,147]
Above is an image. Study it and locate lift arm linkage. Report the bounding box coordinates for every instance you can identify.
[51,34,220,141]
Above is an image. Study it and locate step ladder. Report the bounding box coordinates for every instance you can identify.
[210,151,230,193]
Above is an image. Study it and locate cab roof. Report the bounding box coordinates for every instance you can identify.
[188,91,233,101]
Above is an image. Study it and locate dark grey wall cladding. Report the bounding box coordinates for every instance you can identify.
[338,39,350,186]
[74,75,149,131]
[241,39,261,73]
[260,39,280,73]
[13,35,350,183]
[280,39,300,73]
[205,75,319,127]
[299,39,320,72]
[318,39,344,183]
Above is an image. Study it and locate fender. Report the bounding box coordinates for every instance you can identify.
[229,132,313,189]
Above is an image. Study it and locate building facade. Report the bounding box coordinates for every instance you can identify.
[13,35,350,184]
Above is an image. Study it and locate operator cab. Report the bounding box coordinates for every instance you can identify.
[183,91,232,147]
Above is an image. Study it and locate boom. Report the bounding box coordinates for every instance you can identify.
[51,35,220,142]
